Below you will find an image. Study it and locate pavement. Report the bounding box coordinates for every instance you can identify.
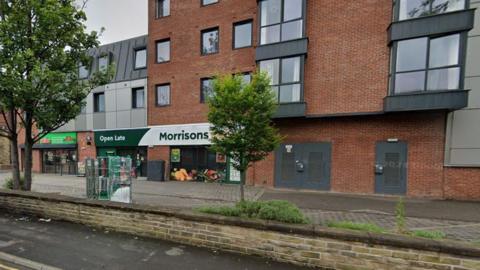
[0,212,307,270]
[1,172,480,243]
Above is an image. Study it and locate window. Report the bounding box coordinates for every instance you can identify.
[202,0,218,6]
[392,34,461,94]
[233,20,253,49]
[98,55,109,72]
[260,0,304,45]
[201,78,214,103]
[79,65,89,79]
[93,93,105,112]
[134,48,147,69]
[398,0,465,21]
[259,56,302,103]
[132,87,145,109]
[156,84,170,106]
[201,28,219,55]
[241,73,252,84]
[156,0,170,18]
[156,39,170,63]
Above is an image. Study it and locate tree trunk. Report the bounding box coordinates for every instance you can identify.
[23,120,33,191]
[240,170,246,202]
[10,136,20,190]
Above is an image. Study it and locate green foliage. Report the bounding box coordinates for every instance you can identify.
[327,221,386,234]
[395,197,407,233]
[197,200,309,224]
[3,175,25,190]
[207,73,282,174]
[410,230,446,240]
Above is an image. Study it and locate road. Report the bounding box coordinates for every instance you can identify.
[0,212,307,270]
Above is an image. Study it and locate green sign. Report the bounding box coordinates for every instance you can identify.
[94,128,149,147]
[39,132,77,145]
[171,148,181,162]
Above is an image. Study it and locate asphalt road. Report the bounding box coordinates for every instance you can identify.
[0,212,307,270]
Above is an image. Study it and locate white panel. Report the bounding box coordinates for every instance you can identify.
[465,36,480,77]
[470,2,480,37]
[116,111,131,128]
[86,113,93,130]
[465,76,480,109]
[450,109,480,148]
[131,79,147,88]
[116,81,131,89]
[450,148,480,166]
[86,93,94,114]
[105,90,117,112]
[116,88,132,111]
[131,109,147,127]
[105,112,117,129]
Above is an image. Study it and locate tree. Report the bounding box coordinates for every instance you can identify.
[0,0,112,190]
[208,73,282,201]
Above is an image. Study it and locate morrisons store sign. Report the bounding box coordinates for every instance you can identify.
[94,124,212,147]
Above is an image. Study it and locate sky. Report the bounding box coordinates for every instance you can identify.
[78,0,148,45]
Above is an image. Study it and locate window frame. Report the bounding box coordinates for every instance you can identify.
[155,0,170,19]
[133,47,147,70]
[97,54,110,73]
[155,83,171,107]
[93,92,105,113]
[155,38,171,64]
[259,55,305,104]
[201,27,220,56]
[132,87,145,109]
[389,32,467,95]
[201,0,219,7]
[258,0,306,46]
[393,0,468,22]
[78,64,90,80]
[200,77,215,103]
[233,19,253,50]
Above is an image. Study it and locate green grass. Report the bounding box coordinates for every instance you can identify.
[410,230,446,240]
[197,200,309,224]
[2,175,25,190]
[327,221,386,233]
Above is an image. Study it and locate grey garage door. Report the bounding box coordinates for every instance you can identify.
[375,141,408,195]
[275,143,331,190]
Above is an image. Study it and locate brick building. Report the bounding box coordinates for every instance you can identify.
[145,0,480,200]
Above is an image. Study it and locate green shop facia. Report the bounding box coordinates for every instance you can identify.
[94,124,240,183]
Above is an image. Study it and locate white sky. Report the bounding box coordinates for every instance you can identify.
[78,0,148,45]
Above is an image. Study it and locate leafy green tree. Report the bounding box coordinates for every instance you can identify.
[208,73,282,201]
[0,0,112,190]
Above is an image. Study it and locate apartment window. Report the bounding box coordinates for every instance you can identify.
[79,65,89,79]
[93,92,105,112]
[260,0,304,45]
[202,0,218,6]
[201,28,219,55]
[156,0,170,18]
[260,56,302,103]
[156,39,170,63]
[134,48,147,69]
[132,87,145,109]
[233,20,253,49]
[156,84,170,106]
[241,73,252,84]
[201,78,214,103]
[392,34,462,94]
[397,0,465,21]
[98,55,109,72]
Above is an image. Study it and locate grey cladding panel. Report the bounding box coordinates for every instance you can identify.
[274,103,306,118]
[384,90,469,112]
[388,10,475,43]
[256,38,308,61]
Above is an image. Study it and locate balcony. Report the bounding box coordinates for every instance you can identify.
[384,90,469,112]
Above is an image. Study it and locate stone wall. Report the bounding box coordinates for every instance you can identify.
[0,190,479,270]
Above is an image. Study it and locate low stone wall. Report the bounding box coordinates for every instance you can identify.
[0,189,479,270]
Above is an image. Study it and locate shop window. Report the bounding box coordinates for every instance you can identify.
[391,33,462,94]
[233,20,253,49]
[260,0,304,45]
[202,0,218,6]
[201,27,219,55]
[156,39,170,63]
[156,0,170,18]
[170,147,227,182]
[156,84,170,106]
[259,56,302,103]
[397,0,465,21]
[132,87,145,109]
[93,92,105,112]
[201,78,214,103]
[134,48,147,69]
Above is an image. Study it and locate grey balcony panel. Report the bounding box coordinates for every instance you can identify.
[256,38,308,61]
[384,90,469,112]
[273,103,306,118]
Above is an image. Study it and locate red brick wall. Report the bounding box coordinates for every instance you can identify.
[305,0,392,115]
[77,131,96,162]
[148,0,257,126]
[251,112,447,198]
[148,146,170,179]
[444,168,480,201]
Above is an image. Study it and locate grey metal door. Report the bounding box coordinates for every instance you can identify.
[275,143,331,190]
[375,141,407,195]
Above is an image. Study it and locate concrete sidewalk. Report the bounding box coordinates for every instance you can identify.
[1,172,479,243]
